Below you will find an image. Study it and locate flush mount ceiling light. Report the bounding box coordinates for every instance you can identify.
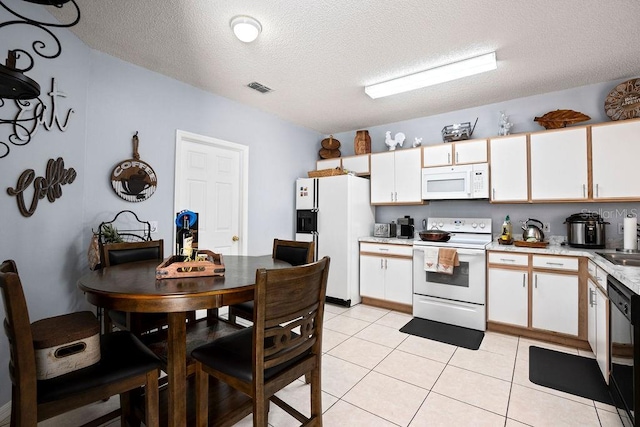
[365,52,497,99]
[230,15,262,43]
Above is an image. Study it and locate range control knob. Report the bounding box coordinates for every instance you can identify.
[471,222,478,228]
[438,222,444,228]
[479,223,486,229]
[431,221,437,229]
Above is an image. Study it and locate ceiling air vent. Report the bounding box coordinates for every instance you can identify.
[247,81,272,94]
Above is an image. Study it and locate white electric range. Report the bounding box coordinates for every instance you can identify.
[413,217,492,331]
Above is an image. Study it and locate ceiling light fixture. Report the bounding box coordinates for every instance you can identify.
[230,15,262,43]
[364,52,497,99]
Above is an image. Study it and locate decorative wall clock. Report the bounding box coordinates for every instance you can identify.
[110,132,157,202]
[605,78,640,121]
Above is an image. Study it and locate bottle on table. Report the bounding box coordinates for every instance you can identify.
[177,215,193,261]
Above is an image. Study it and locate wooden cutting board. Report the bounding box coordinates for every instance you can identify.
[514,240,549,248]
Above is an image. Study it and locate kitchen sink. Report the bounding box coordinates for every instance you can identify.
[596,252,640,267]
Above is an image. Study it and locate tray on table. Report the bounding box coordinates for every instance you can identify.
[156,250,225,279]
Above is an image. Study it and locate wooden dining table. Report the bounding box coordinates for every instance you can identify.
[77,254,290,427]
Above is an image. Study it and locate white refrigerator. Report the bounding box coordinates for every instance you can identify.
[295,175,375,307]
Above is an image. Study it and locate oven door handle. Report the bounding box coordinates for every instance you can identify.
[414,248,484,256]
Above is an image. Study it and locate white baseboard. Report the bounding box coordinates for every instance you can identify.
[0,400,10,426]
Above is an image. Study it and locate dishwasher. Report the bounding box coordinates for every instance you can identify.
[608,275,639,427]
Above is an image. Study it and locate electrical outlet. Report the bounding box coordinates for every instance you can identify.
[618,223,624,234]
[543,222,550,233]
[149,221,158,233]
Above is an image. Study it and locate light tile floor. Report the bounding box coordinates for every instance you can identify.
[3,304,625,427]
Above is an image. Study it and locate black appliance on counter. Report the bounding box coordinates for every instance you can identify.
[564,212,608,249]
[608,275,639,426]
[397,216,414,239]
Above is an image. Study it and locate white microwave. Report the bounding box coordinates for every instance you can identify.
[421,163,489,200]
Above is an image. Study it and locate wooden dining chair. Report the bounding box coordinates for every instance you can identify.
[0,259,161,427]
[100,239,186,335]
[191,256,330,427]
[228,239,315,325]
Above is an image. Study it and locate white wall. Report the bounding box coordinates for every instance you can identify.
[0,0,320,406]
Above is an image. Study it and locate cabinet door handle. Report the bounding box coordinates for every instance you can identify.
[492,188,496,199]
[499,258,515,262]
[447,153,451,164]
[545,262,564,267]
[390,192,394,202]
[534,275,538,289]
[522,274,526,287]
[583,184,586,198]
[385,259,388,269]
[596,183,599,197]
[380,259,384,269]
[455,152,459,163]
[589,288,595,307]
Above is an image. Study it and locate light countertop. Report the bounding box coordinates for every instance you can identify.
[359,236,640,295]
[487,240,640,295]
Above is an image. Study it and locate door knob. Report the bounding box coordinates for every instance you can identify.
[232,235,239,241]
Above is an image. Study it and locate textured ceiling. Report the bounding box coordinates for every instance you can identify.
[50,0,640,134]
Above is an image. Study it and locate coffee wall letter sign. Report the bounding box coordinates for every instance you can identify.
[7,157,77,217]
[110,132,157,202]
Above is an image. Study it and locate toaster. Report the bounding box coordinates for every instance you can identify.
[373,223,397,238]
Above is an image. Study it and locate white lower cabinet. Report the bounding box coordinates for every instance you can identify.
[532,272,579,336]
[359,243,413,305]
[487,252,580,338]
[487,268,528,327]
[587,262,610,383]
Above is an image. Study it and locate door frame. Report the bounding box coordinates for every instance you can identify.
[174,130,249,255]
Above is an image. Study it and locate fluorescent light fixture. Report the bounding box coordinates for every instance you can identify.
[364,52,497,99]
[230,15,262,43]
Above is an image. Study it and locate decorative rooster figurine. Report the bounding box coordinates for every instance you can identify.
[385,131,406,151]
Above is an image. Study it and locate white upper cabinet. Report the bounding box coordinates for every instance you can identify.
[394,149,423,203]
[423,144,453,167]
[423,139,487,167]
[454,139,488,164]
[370,148,422,204]
[529,127,588,201]
[489,135,528,202]
[370,152,396,204]
[591,119,640,199]
[316,158,341,170]
[341,154,370,175]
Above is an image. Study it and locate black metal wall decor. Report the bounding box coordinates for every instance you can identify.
[0,0,80,157]
[110,132,158,202]
[7,156,77,217]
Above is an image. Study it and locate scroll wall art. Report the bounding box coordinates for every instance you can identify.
[7,157,76,217]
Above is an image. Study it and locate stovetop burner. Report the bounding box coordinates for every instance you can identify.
[414,217,492,249]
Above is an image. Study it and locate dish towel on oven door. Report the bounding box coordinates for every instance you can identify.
[437,248,459,274]
[423,247,439,272]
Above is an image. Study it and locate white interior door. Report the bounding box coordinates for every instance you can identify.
[175,130,248,255]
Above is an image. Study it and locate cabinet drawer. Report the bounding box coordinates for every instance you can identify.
[588,259,607,290]
[488,252,528,266]
[587,259,597,278]
[360,243,412,257]
[532,255,579,271]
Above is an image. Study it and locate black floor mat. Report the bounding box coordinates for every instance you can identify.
[529,346,613,404]
[399,318,484,350]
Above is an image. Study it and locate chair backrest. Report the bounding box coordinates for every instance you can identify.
[101,239,164,267]
[252,256,330,382]
[272,239,315,266]
[0,259,38,413]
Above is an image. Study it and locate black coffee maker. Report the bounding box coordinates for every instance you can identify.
[397,216,414,239]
